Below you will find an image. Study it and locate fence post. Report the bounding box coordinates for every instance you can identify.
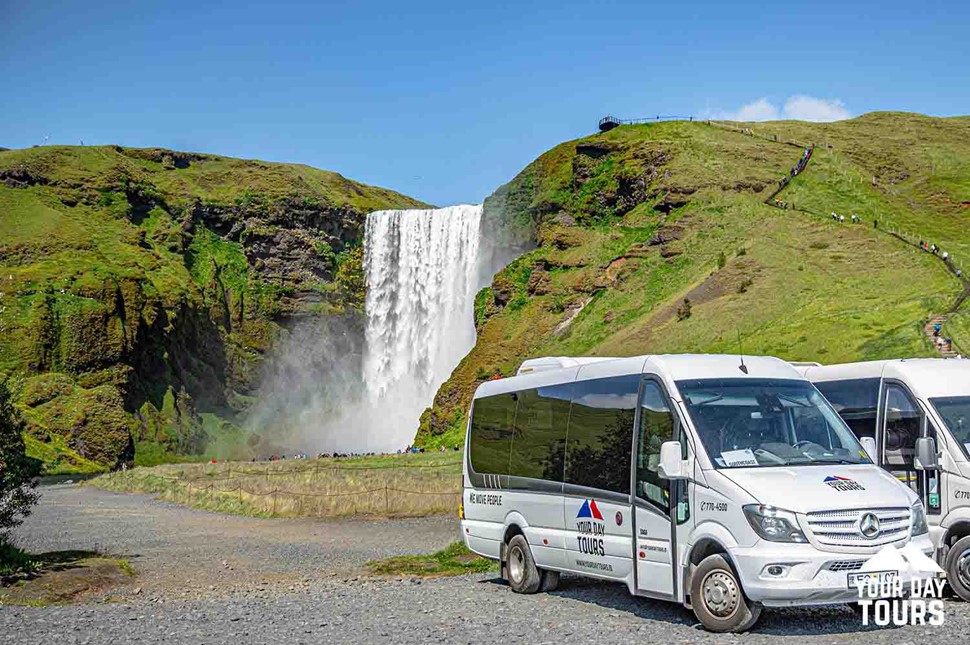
[238,483,242,504]
[272,489,278,516]
[385,484,389,516]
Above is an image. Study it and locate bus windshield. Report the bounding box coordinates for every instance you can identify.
[676,378,871,469]
[930,396,970,459]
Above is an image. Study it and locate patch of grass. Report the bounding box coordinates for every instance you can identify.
[133,441,212,468]
[116,559,136,576]
[91,452,462,518]
[23,434,106,476]
[366,542,495,577]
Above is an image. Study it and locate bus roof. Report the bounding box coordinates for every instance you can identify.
[800,358,970,399]
[474,354,804,399]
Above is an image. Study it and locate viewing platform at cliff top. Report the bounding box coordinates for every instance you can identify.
[598,114,694,131]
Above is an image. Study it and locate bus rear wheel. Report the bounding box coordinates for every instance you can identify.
[946,536,970,602]
[690,554,762,632]
[506,535,560,593]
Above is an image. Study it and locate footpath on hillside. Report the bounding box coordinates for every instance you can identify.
[706,119,969,358]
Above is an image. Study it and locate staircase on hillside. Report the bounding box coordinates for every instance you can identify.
[925,315,960,358]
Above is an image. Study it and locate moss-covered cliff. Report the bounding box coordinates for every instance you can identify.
[418,113,970,448]
[0,145,427,472]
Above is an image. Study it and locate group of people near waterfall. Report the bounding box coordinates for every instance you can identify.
[919,239,964,276]
[830,212,864,224]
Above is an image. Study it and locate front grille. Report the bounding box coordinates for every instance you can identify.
[824,559,866,572]
[804,507,910,548]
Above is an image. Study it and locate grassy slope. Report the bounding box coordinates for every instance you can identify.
[418,113,970,446]
[0,145,426,472]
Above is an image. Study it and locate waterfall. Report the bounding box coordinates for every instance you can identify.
[362,204,484,449]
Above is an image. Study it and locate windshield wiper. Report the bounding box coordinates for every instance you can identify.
[693,394,724,406]
[776,393,810,408]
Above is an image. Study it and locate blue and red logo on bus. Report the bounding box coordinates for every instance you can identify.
[577,499,603,520]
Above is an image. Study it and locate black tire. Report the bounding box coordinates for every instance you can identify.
[946,535,970,602]
[539,569,560,592]
[506,535,542,594]
[690,554,762,633]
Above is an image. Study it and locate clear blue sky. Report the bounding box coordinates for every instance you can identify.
[2,0,967,206]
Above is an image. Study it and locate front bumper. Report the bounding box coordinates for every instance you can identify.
[729,534,936,607]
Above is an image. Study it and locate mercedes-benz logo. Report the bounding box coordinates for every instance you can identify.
[859,512,881,539]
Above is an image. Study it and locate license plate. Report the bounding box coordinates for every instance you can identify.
[847,570,897,590]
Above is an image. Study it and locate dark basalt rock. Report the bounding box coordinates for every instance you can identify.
[1,167,48,189]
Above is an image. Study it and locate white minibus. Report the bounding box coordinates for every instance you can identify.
[800,358,970,601]
[460,354,935,632]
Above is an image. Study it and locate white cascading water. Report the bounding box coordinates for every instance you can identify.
[362,204,484,449]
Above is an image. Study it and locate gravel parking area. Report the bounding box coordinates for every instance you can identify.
[4,484,970,644]
[7,484,458,598]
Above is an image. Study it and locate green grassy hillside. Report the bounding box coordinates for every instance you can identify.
[418,112,970,447]
[0,145,427,472]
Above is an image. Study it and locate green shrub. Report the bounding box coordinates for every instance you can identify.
[0,539,36,576]
[0,380,42,537]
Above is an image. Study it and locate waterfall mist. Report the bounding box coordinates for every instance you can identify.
[247,204,490,454]
[244,315,368,454]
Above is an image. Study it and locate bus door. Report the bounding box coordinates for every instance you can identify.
[633,378,690,598]
[880,381,942,515]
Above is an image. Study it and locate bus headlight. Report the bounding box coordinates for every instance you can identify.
[743,505,808,543]
[911,501,929,536]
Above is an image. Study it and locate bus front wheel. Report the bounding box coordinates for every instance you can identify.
[690,554,762,633]
[946,536,970,602]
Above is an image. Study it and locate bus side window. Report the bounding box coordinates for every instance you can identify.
[636,381,675,515]
[508,384,572,482]
[564,375,640,494]
[814,378,880,443]
[469,392,518,479]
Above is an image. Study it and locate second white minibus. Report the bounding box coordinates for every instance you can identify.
[461,354,935,632]
[800,358,970,601]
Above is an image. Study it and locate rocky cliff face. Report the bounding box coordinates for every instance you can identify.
[0,145,426,471]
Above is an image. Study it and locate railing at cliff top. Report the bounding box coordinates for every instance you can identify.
[599,115,694,131]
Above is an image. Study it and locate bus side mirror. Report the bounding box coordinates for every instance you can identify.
[915,436,939,470]
[658,441,688,480]
[860,437,877,461]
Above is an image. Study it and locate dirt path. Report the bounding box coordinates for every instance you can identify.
[9,483,458,601]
